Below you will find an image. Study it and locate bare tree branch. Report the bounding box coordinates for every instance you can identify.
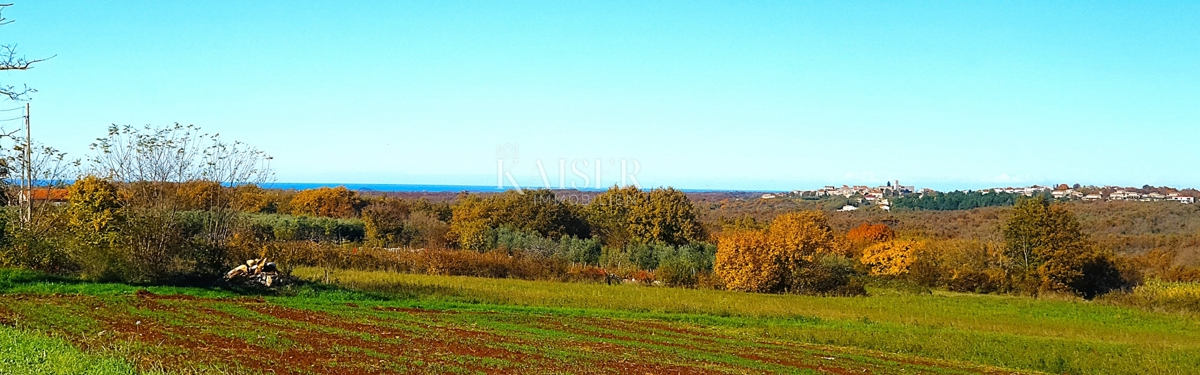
[0,3,53,101]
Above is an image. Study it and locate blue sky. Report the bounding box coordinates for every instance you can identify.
[3,1,1198,191]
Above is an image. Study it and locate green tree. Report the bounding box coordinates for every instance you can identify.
[628,187,704,246]
[490,189,587,239]
[1003,196,1127,298]
[586,186,642,248]
[361,199,414,247]
[1003,196,1084,280]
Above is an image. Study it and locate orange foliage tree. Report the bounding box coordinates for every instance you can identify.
[847,223,896,246]
[715,211,853,294]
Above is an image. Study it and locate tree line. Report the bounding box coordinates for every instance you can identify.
[0,124,1163,301]
[892,191,1033,211]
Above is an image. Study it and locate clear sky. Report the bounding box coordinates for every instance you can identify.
[3,1,1198,191]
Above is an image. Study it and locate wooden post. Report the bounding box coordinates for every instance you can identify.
[23,103,30,223]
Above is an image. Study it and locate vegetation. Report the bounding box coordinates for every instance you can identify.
[892,190,1030,211]
[1003,196,1130,298]
[715,211,862,295]
[0,124,1197,373]
[4,266,1200,374]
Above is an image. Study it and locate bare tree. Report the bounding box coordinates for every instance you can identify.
[4,139,76,230]
[88,124,273,281]
[0,3,53,101]
[89,124,273,187]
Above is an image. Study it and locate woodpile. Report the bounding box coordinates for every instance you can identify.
[224,258,284,287]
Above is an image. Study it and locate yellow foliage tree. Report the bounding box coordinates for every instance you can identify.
[713,229,778,292]
[231,184,276,213]
[768,211,842,263]
[289,186,360,218]
[860,239,924,276]
[716,211,848,293]
[67,176,122,236]
[176,180,224,210]
[448,194,493,250]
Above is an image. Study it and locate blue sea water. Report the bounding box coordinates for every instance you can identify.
[262,183,510,192]
[261,183,739,193]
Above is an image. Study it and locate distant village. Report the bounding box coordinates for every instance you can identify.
[759,181,1197,211]
[759,180,917,212]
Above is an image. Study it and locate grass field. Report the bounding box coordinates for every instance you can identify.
[1,267,1199,374]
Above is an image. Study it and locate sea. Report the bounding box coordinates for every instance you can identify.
[260,183,739,193]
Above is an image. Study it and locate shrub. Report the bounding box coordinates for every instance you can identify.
[860,239,924,276]
[559,235,602,266]
[715,229,780,293]
[248,214,365,243]
[715,211,862,295]
[290,186,361,218]
[786,254,865,296]
[847,223,896,247]
[1105,279,1200,312]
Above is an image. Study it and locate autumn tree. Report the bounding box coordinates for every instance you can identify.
[449,193,493,251]
[860,239,924,276]
[87,124,273,283]
[847,223,896,246]
[489,189,587,239]
[67,176,122,235]
[447,189,588,251]
[768,211,841,261]
[362,197,451,248]
[586,186,642,248]
[65,176,125,280]
[716,211,860,295]
[230,184,277,213]
[177,180,224,211]
[714,229,778,292]
[290,186,360,218]
[628,188,703,246]
[1003,196,1128,298]
[586,186,704,248]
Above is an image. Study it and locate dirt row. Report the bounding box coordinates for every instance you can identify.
[0,292,1023,375]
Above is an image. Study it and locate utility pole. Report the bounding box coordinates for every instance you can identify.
[22,103,30,223]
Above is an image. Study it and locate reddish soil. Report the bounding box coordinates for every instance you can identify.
[0,293,1020,375]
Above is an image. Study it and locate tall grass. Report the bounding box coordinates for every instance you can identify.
[0,326,139,375]
[1104,279,1200,313]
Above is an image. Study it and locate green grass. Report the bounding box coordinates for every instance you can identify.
[294,267,1200,375]
[0,325,138,375]
[0,268,1025,375]
[4,266,1200,374]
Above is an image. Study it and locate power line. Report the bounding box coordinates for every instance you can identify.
[0,107,24,112]
[0,116,25,122]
